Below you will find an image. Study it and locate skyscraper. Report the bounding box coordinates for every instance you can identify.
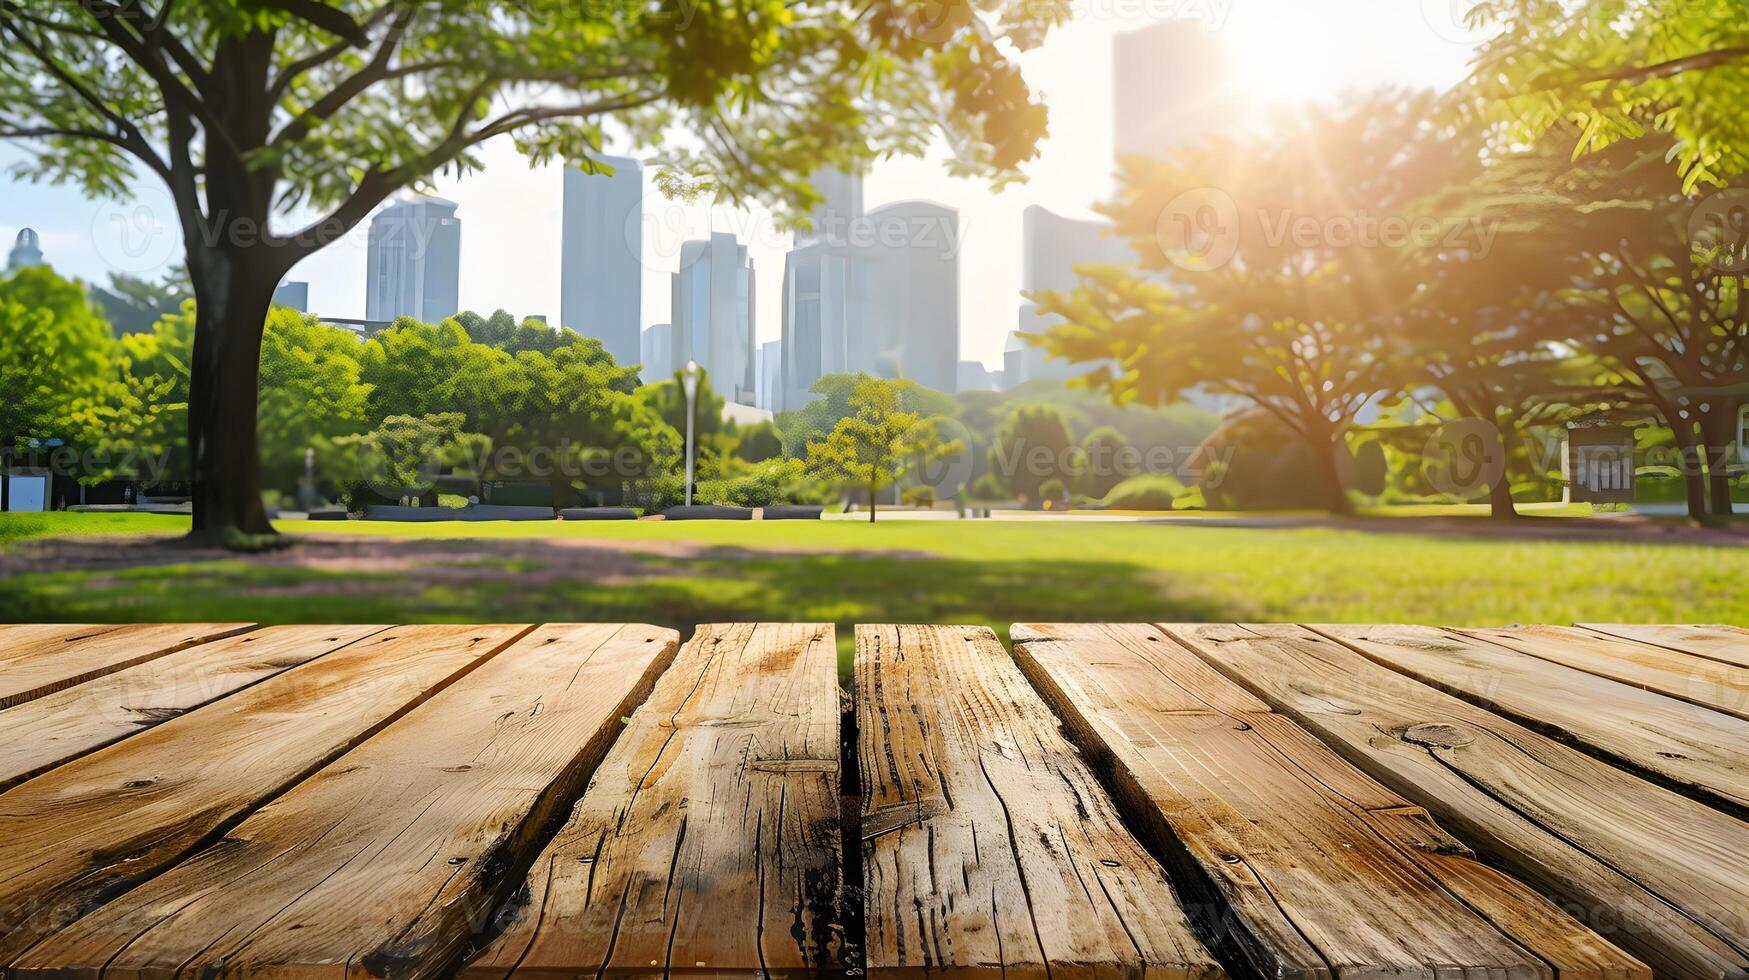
[560,156,644,366]
[641,322,674,379]
[864,200,960,395]
[798,168,864,245]
[365,196,460,323]
[757,340,784,411]
[780,170,877,413]
[1113,20,1238,161]
[1009,205,1130,389]
[671,233,757,405]
[273,280,309,312]
[779,236,876,413]
[7,228,43,271]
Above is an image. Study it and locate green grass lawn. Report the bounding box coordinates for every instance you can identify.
[3,512,1744,676]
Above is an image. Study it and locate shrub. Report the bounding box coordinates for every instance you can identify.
[1098,474,1185,511]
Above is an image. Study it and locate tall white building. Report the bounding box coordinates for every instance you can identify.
[671,233,757,405]
[641,323,675,380]
[779,190,962,408]
[1113,20,1238,161]
[365,196,460,323]
[1009,205,1130,389]
[560,156,643,366]
[865,199,960,396]
[779,237,877,412]
[756,340,784,411]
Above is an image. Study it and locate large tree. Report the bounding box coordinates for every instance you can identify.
[1474,138,1747,518]
[0,0,1061,545]
[1034,91,1469,513]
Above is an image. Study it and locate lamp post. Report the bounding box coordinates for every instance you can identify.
[680,360,702,507]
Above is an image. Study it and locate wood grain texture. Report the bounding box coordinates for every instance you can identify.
[463,622,844,980]
[857,624,1222,980]
[0,623,255,709]
[14,623,680,980]
[1577,625,1749,670]
[0,624,527,963]
[1173,623,1747,980]
[1013,622,1643,980]
[0,624,389,791]
[1314,624,1749,813]
[1462,625,1749,721]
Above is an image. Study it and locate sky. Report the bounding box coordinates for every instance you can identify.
[0,0,1484,369]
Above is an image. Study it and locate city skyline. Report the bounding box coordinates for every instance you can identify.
[0,2,1477,368]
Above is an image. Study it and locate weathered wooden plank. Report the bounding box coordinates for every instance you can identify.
[0,624,527,962]
[0,624,389,790]
[463,622,843,980]
[857,624,1222,980]
[1463,625,1749,721]
[0,622,255,709]
[13,623,680,980]
[1577,625,1749,670]
[1315,624,1749,813]
[1173,623,1748,980]
[1014,622,1646,980]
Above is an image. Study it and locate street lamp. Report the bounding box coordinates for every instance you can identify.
[680,360,702,507]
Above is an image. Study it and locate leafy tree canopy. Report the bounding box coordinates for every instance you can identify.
[804,377,958,521]
[1468,0,1749,188]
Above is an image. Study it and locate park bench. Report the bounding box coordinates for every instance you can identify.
[0,621,1745,979]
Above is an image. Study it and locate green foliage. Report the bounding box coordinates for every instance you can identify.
[335,413,483,506]
[1468,0,1749,188]
[779,372,958,457]
[733,420,784,464]
[803,378,959,521]
[988,404,1074,504]
[1077,426,1132,499]
[1097,474,1186,511]
[0,267,112,454]
[257,308,371,496]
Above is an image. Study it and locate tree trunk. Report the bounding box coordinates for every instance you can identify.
[1313,435,1353,516]
[184,250,278,546]
[1,440,11,513]
[869,481,878,523]
[1672,429,1709,521]
[1700,414,1737,518]
[1489,422,1520,520]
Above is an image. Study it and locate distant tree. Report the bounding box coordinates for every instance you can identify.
[91,266,193,334]
[0,0,1062,544]
[734,420,784,464]
[358,318,511,424]
[805,378,958,523]
[989,404,1075,505]
[1078,426,1132,499]
[338,412,479,506]
[0,267,112,510]
[256,309,370,497]
[1469,0,1749,187]
[780,372,957,457]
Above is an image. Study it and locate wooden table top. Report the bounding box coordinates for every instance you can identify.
[2,621,1744,980]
